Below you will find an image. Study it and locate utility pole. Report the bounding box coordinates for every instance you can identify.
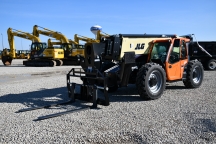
[1,33,4,50]
[21,39,23,50]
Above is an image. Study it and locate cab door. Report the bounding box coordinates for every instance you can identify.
[180,39,188,78]
[165,39,187,81]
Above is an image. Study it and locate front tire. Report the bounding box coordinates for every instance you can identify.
[136,63,166,100]
[183,60,204,88]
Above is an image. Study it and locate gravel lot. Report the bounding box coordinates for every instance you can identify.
[0,59,216,143]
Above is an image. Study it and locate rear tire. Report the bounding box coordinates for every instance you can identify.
[183,60,203,88]
[206,59,216,70]
[136,63,166,100]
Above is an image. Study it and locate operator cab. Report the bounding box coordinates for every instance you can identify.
[150,39,184,65]
[30,42,47,59]
[150,38,189,80]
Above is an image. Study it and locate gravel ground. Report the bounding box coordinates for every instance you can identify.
[0,59,216,144]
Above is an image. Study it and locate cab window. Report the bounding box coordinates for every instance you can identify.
[181,40,187,59]
[151,41,170,63]
[169,39,180,64]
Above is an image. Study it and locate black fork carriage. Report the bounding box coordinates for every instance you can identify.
[16,67,110,121]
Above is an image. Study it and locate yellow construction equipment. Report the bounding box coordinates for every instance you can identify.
[64,31,109,65]
[23,25,69,66]
[1,28,47,66]
[47,31,108,60]
[22,25,110,66]
[16,50,30,59]
[24,25,92,66]
[63,34,99,65]
[74,34,99,43]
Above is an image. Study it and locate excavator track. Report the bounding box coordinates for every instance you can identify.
[23,59,57,67]
[55,59,63,66]
[62,59,79,65]
[62,56,82,65]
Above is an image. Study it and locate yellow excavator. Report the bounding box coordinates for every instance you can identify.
[23,25,70,66]
[72,32,109,57]
[16,50,30,59]
[37,25,109,62]
[24,25,96,66]
[61,34,99,65]
[23,25,109,66]
[30,25,104,66]
[1,28,47,66]
[62,31,110,65]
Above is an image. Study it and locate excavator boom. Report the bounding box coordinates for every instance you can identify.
[23,25,73,67]
[74,34,99,44]
[33,25,70,43]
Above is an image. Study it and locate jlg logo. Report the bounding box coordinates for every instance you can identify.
[135,43,145,50]
[130,43,145,50]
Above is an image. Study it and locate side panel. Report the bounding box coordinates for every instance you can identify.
[43,48,64,59]
[53,49,64,59]
[189,41,216,57]
[120,37,171,58]
[165,61,181,80]
[71,49,85,57]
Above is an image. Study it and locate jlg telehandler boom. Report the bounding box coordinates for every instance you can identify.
[1,28,47,66]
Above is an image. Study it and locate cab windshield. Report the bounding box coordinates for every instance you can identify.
[61,43,73,51]
[73,44,84,49]
[150,41,170,62]
[31,43,47,51]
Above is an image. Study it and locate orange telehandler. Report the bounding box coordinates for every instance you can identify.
[65,34,209,107]
[17,33,210,121]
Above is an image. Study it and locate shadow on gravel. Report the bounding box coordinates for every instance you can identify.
[108,84,145,102]
[0,84,144,109]
[193,118,216,142]
[165,85,186,90]
[184,112,216,142]
[0,65,25,67]
[194,118,216,133]
[0,87,69,108]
